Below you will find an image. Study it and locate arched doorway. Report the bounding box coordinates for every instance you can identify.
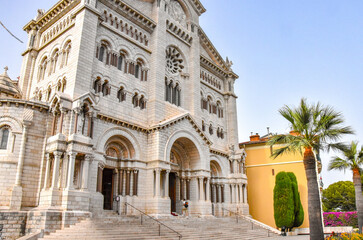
[210,160,223,216]
[168,137,201,214]
[100,135,136,210]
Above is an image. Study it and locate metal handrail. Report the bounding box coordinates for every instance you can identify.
[124,202,182,240]
[221,207,281,236]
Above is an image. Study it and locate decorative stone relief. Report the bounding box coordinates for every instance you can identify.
[167,0,186,27]
[165,46,184,75]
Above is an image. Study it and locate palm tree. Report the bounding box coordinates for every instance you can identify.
[268,98,354,240]
[328,141,363,233]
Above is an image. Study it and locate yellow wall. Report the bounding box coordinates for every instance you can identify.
[244,144,309,229]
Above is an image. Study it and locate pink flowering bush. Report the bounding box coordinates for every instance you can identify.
[323,212,358,228]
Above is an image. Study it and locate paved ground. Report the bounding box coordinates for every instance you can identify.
[267,236,310,240]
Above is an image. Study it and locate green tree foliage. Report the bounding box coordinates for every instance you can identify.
[287,172,304,227]
[274,172,298,229]
[322,181,356,212]
[268,99,354,239]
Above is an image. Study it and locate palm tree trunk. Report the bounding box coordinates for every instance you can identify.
[353,168,363,233]
[303,147,324,240]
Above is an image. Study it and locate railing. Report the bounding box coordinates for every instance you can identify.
[221,207,281,237]
[124,202,182,240]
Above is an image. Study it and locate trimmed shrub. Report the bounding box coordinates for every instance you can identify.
[287,172,304,228]
[274,172,295,228]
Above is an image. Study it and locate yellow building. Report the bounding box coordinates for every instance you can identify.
[239,132,309,229]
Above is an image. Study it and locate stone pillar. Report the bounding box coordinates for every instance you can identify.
[221,184,225,203]
[239,184,243,203]
[183,179,187,199]
[212,184,216,203]
[66,152,77,190]
[186,179,190,200]
[126,170,130,195]
[244,184,248,203]
[217,185,221,203]
[51,151,62,189]
[234,184,238,203]
[180,178,184,199]
[119,169,123,195]
[199,177,204,201]
[206,178,210,201]
[43,153,51,189]
[155,168,161,197]
[81,155,91,190]
[164,170,170,198]
[14,123,29,186]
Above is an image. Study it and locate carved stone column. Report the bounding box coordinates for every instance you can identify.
[15,123,30,186]
[164,170,170,198]
[244,184,248,203]
[239,184,243,203]
[199,177,204,201]
[81,155,91,190]
[66,152,77,190]
[205,178,210,201]
[155,169,161,197]
[51,151,63,189]
[43,153,51,189]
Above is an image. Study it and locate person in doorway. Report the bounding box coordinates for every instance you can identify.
[182,199,189,217]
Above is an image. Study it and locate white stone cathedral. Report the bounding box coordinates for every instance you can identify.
[0,0,248,235]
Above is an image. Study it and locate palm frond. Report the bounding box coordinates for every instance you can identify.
[328,156,351,171]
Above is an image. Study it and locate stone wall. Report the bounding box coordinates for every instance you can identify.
[0,211,27,240]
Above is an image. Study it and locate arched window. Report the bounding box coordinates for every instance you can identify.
[98,45,105,62]
[117,54,123,71]
[62,41,71,67]
[139,95,146,110]
[56,81,62,92]
[202,121,205,131]
[208,97,212,114]
[209,124,213,135]
[217,101,223,118]
[46,86,52,101]
[0,127,9,149]
[102,81,110,96]
[117,87,126,102]
[132,93,139,107]
[61,78,66,92]
[221,129,224,139]
[50,49,59,74]
[38,57,48,81]
[38,91,42,101]
[135,63,141,79]
[93,77,102,93]
[217,127,220,138]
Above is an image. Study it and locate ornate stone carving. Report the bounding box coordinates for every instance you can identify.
[167,0,186,27]
[165,46,184,75]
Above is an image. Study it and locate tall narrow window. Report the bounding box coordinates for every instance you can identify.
[139,95,146,110]
[102,81,110,96]
[93,78,101,93]
[98,46,105,62]
[117,87,126,102]
[117,55,123,70]
[132,93,139,107]
[135,63,140,78]
[165,79,169,101]
[0,128,9,149]
[209,124,213,135]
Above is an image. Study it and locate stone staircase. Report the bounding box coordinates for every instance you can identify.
[38,211,278,240]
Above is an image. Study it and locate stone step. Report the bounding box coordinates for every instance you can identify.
[39,213,278,240]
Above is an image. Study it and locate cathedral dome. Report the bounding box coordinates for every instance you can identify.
[0,66,21,99]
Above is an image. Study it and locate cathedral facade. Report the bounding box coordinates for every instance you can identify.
[0,0,247,228]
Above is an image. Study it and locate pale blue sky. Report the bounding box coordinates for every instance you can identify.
[1,0,362,187]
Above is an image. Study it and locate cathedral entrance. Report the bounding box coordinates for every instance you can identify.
[102,168,114,210]
[169,172,177,213]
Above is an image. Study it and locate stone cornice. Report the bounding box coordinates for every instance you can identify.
[188,0,206,16]
[99,0,156,33]
[23,0,81,33]
[97,112,212,146]
[198,28,239,79]
[210,148,229,158]
[0,99,49,112]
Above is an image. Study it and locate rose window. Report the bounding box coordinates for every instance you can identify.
[165,47,184,75]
